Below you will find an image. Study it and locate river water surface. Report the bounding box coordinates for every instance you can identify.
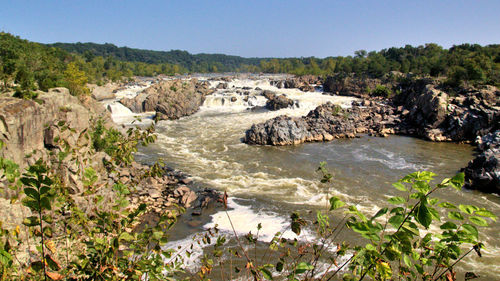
[110,76,500,279]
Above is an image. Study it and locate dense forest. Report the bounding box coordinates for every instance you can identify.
[50,42,264,73]
[1,32,500,98]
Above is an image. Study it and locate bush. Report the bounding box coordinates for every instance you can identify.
[371,85,392,97]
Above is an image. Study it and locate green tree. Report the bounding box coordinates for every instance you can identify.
[63,62,90,96]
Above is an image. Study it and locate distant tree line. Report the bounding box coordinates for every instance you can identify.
[0,32,188,97]
[2,32,500,98]
[50,41,500,87]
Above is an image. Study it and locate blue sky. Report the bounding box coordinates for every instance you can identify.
[1,0,499,58]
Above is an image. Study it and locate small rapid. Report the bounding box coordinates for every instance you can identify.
[108,75,500,279]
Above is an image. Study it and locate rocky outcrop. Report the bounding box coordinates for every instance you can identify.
[323,75,382,98]
[89,83,121,101]
[463,130,499,194]
[120,79,213,120]
[244,102,401,145]
[394,80,500,142]
[271,75,320,92]
[124,165,222,215]
[262,91,294,110]
[0,85,222,224]
[0,88,109,166]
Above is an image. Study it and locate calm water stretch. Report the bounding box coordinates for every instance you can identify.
[107,75,500,279]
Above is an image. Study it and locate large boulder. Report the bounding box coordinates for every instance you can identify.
[244,102,401,145]
[404,84,449,129]
[263,91,294,110]
[89,83,121,101]
[244,116,311,145]
[463,130,500,194]
[119,79,212,120]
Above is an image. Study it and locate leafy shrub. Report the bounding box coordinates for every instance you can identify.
[371,85,392,97]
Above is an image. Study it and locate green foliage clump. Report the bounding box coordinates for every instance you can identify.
[0,120,181,280]
[371,85,392,97]
[90,118,156,165]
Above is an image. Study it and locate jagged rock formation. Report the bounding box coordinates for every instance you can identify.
[394,80,500,142]
[262,90,294,110]
[270,75,320,92]
[463,130,499,194]
[244,102,400,145]
[120,79,213,120]
[0,88,108,166]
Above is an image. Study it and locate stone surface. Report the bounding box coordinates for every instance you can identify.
[463,130,500,194]
[244,102,400,145]
[262,91,294,111]
[0,87,109,167]
[119,79,212,120]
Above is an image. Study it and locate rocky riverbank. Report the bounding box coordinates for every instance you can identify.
[0,82,223,233]
[463,130,500,194]
[244,75,500,193]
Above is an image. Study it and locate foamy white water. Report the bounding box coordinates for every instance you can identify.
[101,82,155,125]
[113,75,499,279]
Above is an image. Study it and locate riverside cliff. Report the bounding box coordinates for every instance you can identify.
[0,83,222,232]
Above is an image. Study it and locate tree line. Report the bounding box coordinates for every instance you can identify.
[2,32,500,98]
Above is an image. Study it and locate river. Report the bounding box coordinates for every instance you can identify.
[108,75,500,280]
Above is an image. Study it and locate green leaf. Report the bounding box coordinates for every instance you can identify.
[387,196,406,205]
[403,255,412,267]
[22,198,40,212]
[346,206,367,222]
[42,214,53,224]
[459,205,479,215]
[329,196,345,210]
[39,186,50,195]
[469,216,488,227]
[392,182,406,191]
[152,231,163,240]
[439,202,457,209]
[23,216,40,227]
[119,232,134,242]
[20,177,38,188]
[450,173,465,190]
[259,268,273,280]
[448,211,464,221]
[388,214,404,229]
[440,222,457,230]
[23,187,39,200]
[428,198,439,205]
[416,201,432,229]
[0,249,13,266]
[413,181,430,193]
[294,262,313,274]
[475,209,497,221]
[40,196,51,210]
[462,224,478,240]
[428,206,441,221]
[83,167,98,187]
[365,244,376,251]
[371,207,388,220]
[43,226,53,238]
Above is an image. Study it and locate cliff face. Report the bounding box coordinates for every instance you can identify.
[0,88,109,167]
